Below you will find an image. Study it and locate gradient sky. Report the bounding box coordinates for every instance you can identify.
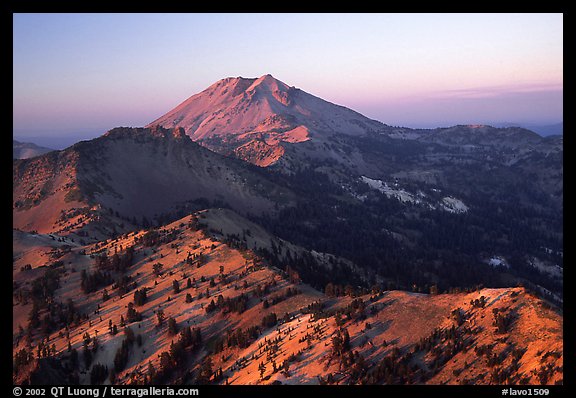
[13,13,563,142]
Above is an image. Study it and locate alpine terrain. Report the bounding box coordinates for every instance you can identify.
[13,75,563,386]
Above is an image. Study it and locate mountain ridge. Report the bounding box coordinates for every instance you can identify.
[12,211,563,385]
[13,139,54,159]
[13,126,294,237]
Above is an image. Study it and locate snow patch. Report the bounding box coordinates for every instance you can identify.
[359,177,468,214]
[529,257,563,279]
[487,256,509,268]
[440,196,468,213]
[360,176,421,204]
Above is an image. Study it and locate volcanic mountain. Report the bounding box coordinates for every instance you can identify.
[148,74,387,166]
[147,76,563,201]
[148,74,562,235]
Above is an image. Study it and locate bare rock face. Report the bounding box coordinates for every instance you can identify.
[234,139,285,167]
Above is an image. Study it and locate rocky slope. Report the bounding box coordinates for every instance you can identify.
[13,126,293,236]
[13,211,563,385]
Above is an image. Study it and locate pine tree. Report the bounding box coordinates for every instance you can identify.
[258,361,266,380]
[153,262,163,276]
[198,356,213,384]
[167,317,178,335]
[134,289,147,306]
[124,326,135,344]
[147,361,156,383]
[126,302,142,323]
[156,309,165,326]
[113,340,130,372]
[159,352,173,372]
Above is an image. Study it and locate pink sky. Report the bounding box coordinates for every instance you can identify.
[13,13,562,138]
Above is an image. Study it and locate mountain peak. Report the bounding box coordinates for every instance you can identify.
[147,74,385,167]
[257,73,279,83]
[245,74,290,94]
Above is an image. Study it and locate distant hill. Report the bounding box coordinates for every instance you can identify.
[13,140,53,159]
[491,122,563,137]
[527,122,563,137]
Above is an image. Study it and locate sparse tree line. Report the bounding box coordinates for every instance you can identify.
[94,246,135,273]
[262,286,300,309]
[136,227,179,248]
[492,308,514,334]
[19,268,89,339]
[81,246,136,294]
[318,301,530,385]
[139,323,216,384]
[211,325,261,354]
[205,293,249,315]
